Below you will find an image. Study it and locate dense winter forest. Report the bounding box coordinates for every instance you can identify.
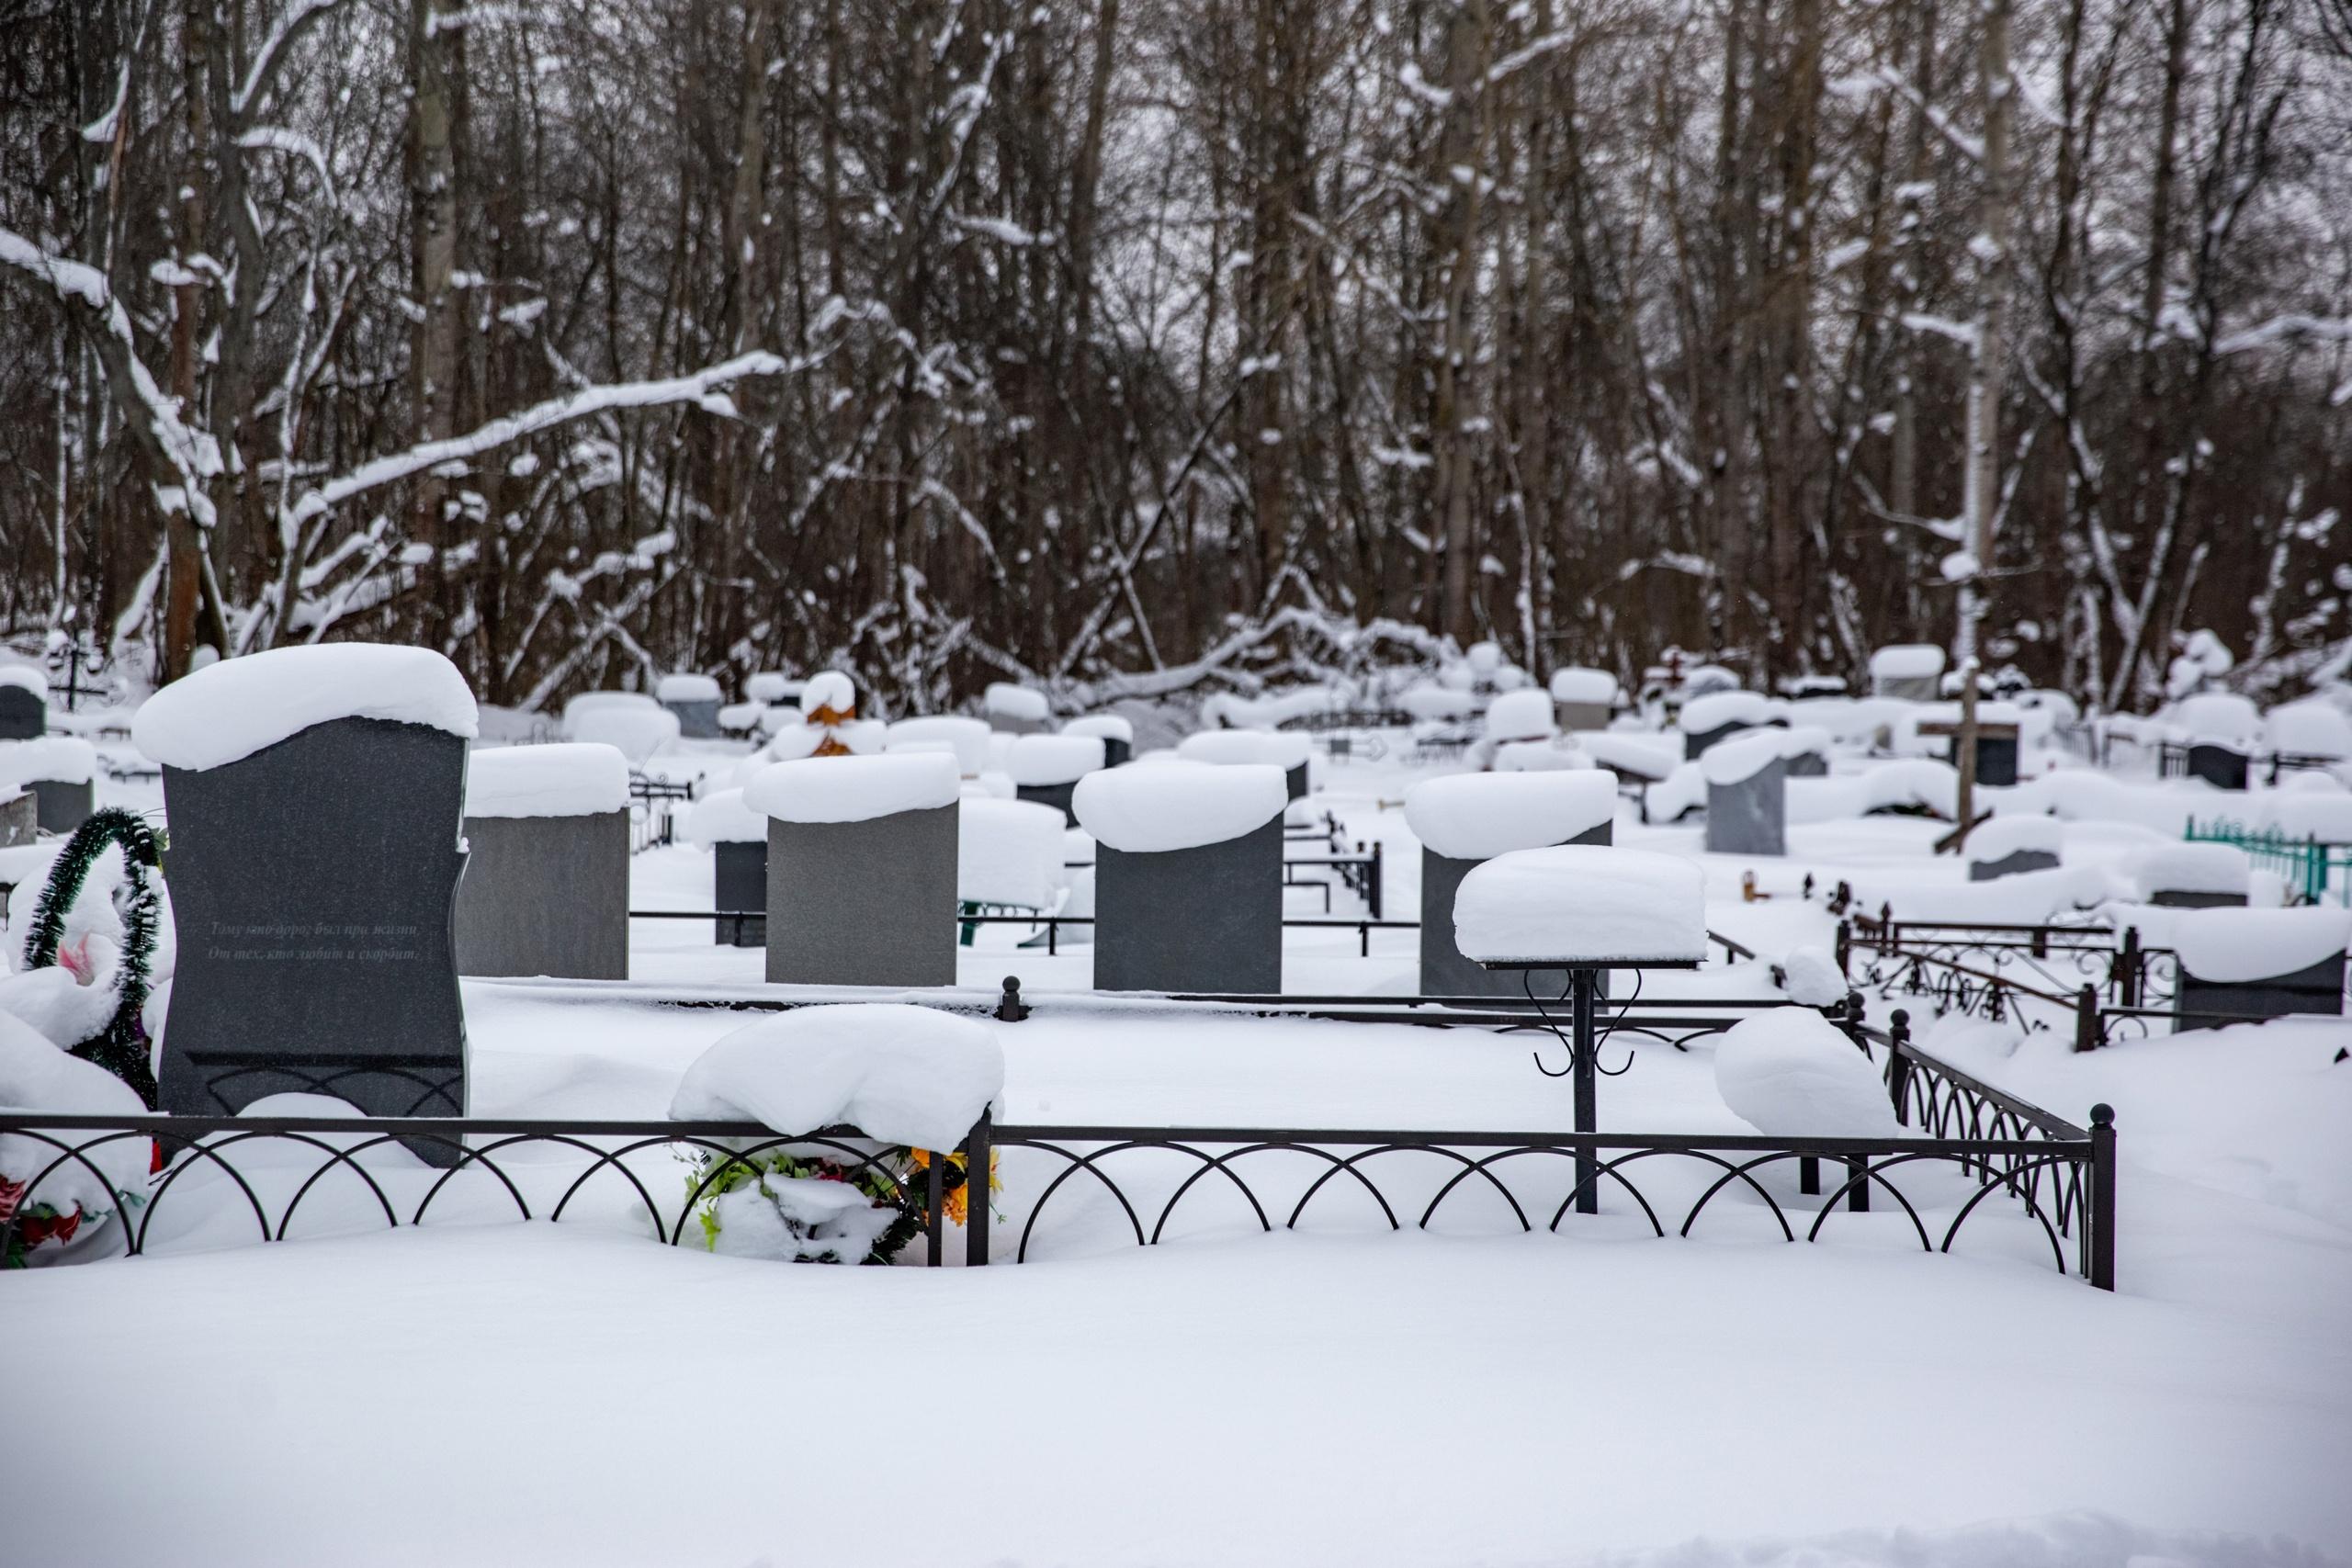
[2,0,2349,712]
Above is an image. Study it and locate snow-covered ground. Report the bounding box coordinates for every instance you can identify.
[7,737,2350,1566]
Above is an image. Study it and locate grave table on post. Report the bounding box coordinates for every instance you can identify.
[1454,845,1709,1216]
[133,644,477,1162]
[750,751,962,987]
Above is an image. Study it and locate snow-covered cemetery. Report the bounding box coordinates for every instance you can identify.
[6,0,2352,1562]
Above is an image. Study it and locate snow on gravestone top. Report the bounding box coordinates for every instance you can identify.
[1494,740,1588,773]
[132,643,478,772]
[957,797,1066,908]
[1870,644,1946,681]
[798,671,856,719]
[2265,699,2352,760]
[2172,907,2351,983]
[1964,814,2066,863]
[1677,690,1772,734]
[887,716,992,775]
[1578,732,1681,781]
[669,1002,1003,1152]
[746,750,960,825]
[2125,842,2250,898]
[654,672,722,704]
[2167,692,2262,748]
[1005,733,1106,786]
[744,672,797,705]
[1453,845,1706,964]
[983,682,1049,722]
[1713,1008,1900,1138]
[0,737,97,789]
[1073,759,1287,853]
[565,698,679,767]
[684,786,768,845]
[1466,640,1506,676]
[1698,729,1785,786]
[0,1010,151,1216]
[1396,683,1480,721]
[462,742,630,819]
[1547,667,1619,705]
[2262,792,2352,842]
[0,665,46,696]
[1483,688,1557,743]
[1060,714,1135,744]
[1174,728,1312,770]
[1405,771,1616,861]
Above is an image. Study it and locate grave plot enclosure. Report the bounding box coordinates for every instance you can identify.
[134,644,478,1137]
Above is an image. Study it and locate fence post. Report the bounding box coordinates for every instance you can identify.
[996,976,1030,1022]
[924,1151,945,1267]
[2116,925,2142,1009]
[2088,1103,2116,1291]
[1835,919,1851,981]
[963,1111,992,1267]
[2074,984,2099,1054]
[1885,1009,1912,1127]
[1369,839,1384,920]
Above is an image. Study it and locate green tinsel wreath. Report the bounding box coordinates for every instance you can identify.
[18,807,164,1109]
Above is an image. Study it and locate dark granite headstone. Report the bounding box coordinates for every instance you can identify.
[157,716,469,1152]
[30,777,94,835]
[2177,953,2346,1031]
[1683,721,1752,761]
[1282,761,1308,801]
[1782,750,1829,778]
[0,686,42,739]
[662,697,722,739]
[1419,819,1611,999]
[455,810,629,978]
[2187,743,2249,791]
[714,840,768,946]
[1947,734,2019,787]
[1101,737,1133,768]
[2150,888,2248,909]
[1,789,33,848]
[1095,817,1283,993]
[1016,781,1080,827]
[766,805,958,987]
[1704,759,1787,856]
[1969,848,2060,882]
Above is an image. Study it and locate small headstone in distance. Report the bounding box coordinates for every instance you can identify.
[0,789,34,848]
[2186,743,2249,792]
[1704,756,1787,858]
[0,682,43,740]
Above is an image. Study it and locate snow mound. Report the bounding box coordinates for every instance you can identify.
[1006,733,1105,786]
[0,664,47,697]
[743,672,797,705]
[1546,667,1618,705]
[1060,714,1135,745]
[561,694,679,765]
[1396,682,1480,721]
[0,737,97,789]
[463,742,629,818]
[1713,1008,1899,1138]
[1453,846,1706,964]
[1176,728,1312,770]
[1579,732,1681,781]
[0,962,117,1055]
[132,643,478,771]
[1074,760,1286,853]
[2258,791,2352,842]
[654,673,721,704]
[958,798,1067,908]
[798,671,855,719]
[2124,842,2249,897]
[2266,698,2352,760]
[684,786,766,845]
[0,1009,150,1219]
[1644,761,1708,823]
[1494,739,1588,772]
[1699,730,1783,786]
[2167,692,2261,747]
[746,752,959,824]
[1779,946,1848,1008]
[1678,691,1770,733]
[1405,771,1616,861]
[670,1002,1003,1150]
[983,682,1049,722]
[887,716,992,775]
[1849,865,2111,925]
[1965,815,2065,862]
[1483,688,1557,742]
[1869,644,1945,680]
[2173,908,2349,982]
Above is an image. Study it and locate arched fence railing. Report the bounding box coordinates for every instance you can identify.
[1,1009,2114,1289]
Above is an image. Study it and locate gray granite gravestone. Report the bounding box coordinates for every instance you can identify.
[665,698,721,739]
[454,810,628,978]
[1969,848,2060,882]
[1093,817,1283,993]
[157,716,469,1149]
[2150,886,2247,909]
[1100,736,1133,768]
[765,805,959,987]
[1782,748,1829,778]
[29,777,95,835]
[2177,953,2345,1029]
[715,841,768,946]
[1705,758,1787,856]
[0,684,42,739]
[1682,721,1752,761]
[2187,743,2250,791]
[0,789,33,848]
[1419,818,1610,1000]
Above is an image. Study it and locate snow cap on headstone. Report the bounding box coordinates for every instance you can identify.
[1073,758,1286,852]
[746,750,960,824]
[670,1002,1002,1151]
[799,670,856,722]
[1405,771,1615,860]
[463,741,631,819]
[132,643,478,772]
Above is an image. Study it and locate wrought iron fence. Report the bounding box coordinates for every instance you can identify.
[1846,914,2177,1012]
